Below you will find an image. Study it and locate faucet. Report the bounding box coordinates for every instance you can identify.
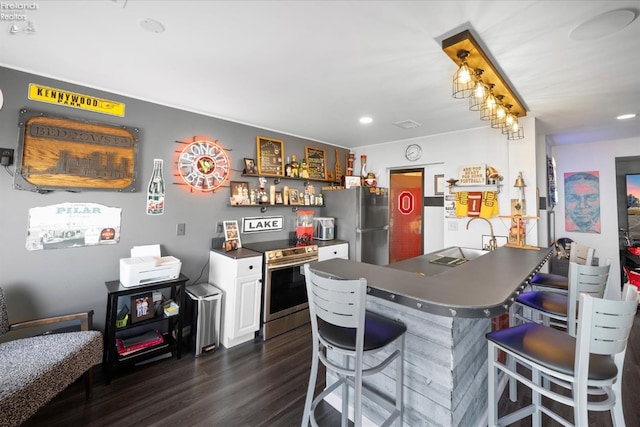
[466,217,498,251]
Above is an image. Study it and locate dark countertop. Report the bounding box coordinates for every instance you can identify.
[312,239,349,248]
[309,246,553,318]
[211,247,262,259]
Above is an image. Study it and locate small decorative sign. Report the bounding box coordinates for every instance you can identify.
[305,146,327,180]
[242,216,284,233]
[28,83,126,117]
[256,136,284,176]
[26,202,122,251]
[458,164,487,185]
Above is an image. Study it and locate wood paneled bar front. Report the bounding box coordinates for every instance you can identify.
[309,246,552,426]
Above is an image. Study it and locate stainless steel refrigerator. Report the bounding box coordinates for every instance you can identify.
[321,187,389,265]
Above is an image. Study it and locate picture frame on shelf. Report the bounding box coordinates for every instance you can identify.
[289,189,300,205]
[229,181,249,205]
[256,136,284,176]
[275,191,283,204]
[244,158,257,175]
[434,174,445,195]
[229,181,250,206]
[130,292,154,324]
[344,176,361,189]
[305,146,327,180]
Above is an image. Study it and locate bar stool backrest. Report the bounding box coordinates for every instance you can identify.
[569,242,595,266]
[566,259,611,336]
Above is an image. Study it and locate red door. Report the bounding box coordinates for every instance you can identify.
[389,169,424,263]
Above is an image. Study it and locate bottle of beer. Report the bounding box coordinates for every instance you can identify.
[291,155,299,178]
[146,159,165,215]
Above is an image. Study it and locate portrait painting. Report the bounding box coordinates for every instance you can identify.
[564,171,600,233]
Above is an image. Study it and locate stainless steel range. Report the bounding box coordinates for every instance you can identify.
[243,240,318,340]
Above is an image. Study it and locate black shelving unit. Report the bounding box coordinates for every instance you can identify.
[102,274,188,383]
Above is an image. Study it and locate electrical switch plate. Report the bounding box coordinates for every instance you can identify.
[0,148,14,166]
[176,223,186,236]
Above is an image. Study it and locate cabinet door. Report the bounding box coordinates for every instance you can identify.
[233,274,262,338]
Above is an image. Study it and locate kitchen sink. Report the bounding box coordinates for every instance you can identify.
[428,247,489,266]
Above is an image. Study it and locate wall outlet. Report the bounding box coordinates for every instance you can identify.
[176,223,186,236]
[0,148,14,166]
[447,221,458,231]
[216,221,223,233]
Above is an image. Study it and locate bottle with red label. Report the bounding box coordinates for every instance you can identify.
[146,159,165,215]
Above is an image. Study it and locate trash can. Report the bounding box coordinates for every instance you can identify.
[186,283,222,356]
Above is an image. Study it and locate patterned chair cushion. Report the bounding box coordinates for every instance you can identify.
[0,288,8,336]
[0,331,103,427]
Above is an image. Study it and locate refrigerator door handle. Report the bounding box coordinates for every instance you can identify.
[356,225,389,233]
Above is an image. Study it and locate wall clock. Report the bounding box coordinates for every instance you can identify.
[405,144,422,161]
[177,137,230,192]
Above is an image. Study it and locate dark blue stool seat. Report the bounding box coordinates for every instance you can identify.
[319,311,407,352]
[486,322,617,381]
[530,272,568,291]
[516,290,568,317]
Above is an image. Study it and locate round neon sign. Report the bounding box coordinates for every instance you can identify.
[177,138,230,192]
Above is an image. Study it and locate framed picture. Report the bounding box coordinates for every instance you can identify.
[256,136,284,176]
[229,181,249,205]
[434,174,445,195]
[289,189,300,205]
[223,220,241,243]
[305,146,327,180]
[244,158,257,175]
[344,176,361,189]
[275,191,283,204]
[130,292,154,324]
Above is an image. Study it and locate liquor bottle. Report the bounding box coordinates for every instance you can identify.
[291,155,299,178]
[146,159,165,215]
[285,156,292,177]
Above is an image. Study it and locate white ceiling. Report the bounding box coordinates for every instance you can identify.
[1,0,639,149]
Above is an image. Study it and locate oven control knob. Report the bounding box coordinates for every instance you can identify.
[274,251,282,258]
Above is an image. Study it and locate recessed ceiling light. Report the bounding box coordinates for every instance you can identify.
[617,113,637,120]
[139,18,165,33]
[359,117,373,124]
[569,9,638,41]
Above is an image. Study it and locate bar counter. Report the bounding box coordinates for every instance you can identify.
[309,245,553,426]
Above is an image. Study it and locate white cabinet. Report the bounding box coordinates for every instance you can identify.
[318,242,349,261]
[209,251,262,348]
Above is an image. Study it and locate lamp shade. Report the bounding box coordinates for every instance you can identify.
[452,50,474,99]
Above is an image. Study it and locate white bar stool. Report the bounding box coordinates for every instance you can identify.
[301,263,406,427]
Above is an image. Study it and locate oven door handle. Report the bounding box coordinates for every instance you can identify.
[265,257,318,270]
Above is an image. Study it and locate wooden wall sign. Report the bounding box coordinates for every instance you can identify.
[256,136,284,176]
[15,110,138,192]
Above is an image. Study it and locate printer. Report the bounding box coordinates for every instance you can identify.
[119,245,182,287]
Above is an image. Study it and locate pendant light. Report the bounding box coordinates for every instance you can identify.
[507,113,525,140]
[468,70,487,111]
[479,84,497,120]
[452,50,474,99]
[491,97,507,129]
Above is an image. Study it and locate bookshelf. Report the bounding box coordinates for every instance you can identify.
[102,274,188,383]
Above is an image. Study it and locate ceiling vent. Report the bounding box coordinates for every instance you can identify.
[393,120,422,129]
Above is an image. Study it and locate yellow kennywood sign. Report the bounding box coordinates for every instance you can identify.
[28,84,125,117]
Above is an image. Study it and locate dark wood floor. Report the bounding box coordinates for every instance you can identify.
[23,310,640,427]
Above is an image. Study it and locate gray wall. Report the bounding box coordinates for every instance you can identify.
[0,66,345,333]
